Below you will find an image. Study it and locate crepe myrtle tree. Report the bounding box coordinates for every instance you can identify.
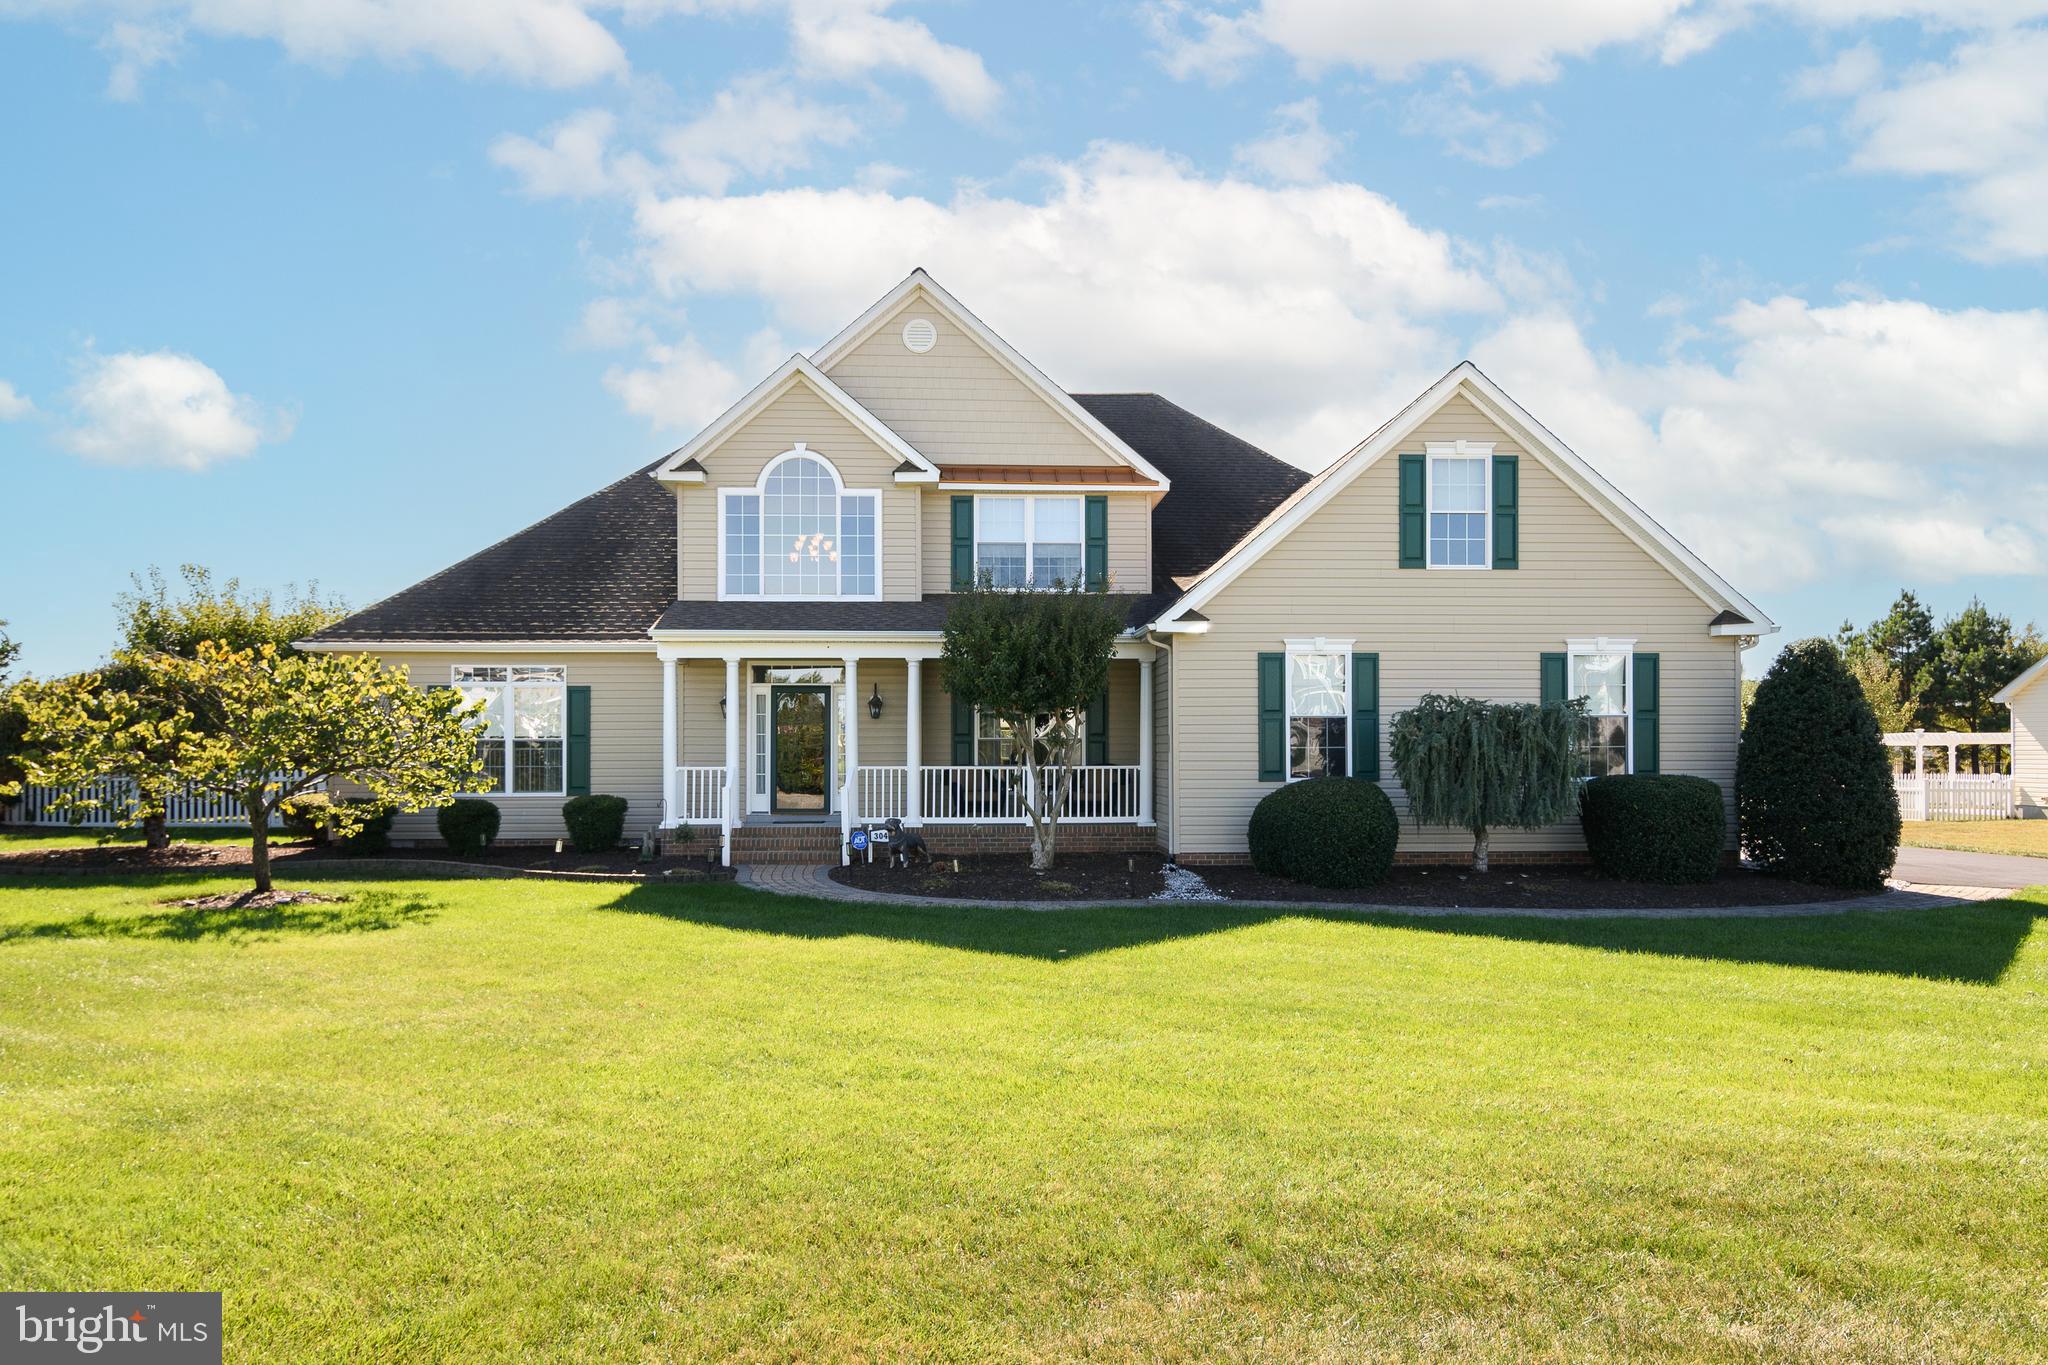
[1388,693,1586,872]
[22,642,489,893]
[940,578,1125,872]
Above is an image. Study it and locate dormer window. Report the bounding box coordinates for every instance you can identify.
[721,448,880,599]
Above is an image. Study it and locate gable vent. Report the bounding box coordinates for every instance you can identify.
[901,317,937,353]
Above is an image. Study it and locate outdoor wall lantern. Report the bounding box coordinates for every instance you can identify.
[868,683,884,720]
[719,694,727,719]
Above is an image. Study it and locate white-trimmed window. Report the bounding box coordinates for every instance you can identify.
[1427,440,1493,568]
[721,447,881,599]
[1285,638,1351,780]
[976,495,1083,589]
[975,710,1081,767]
[453,664,568,794]
[1566,638,1634,778]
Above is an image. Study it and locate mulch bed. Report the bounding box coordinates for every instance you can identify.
[165,889,345,911]
[0,839,733,882]
[834,852,1171,902]
[832,852,1868,908]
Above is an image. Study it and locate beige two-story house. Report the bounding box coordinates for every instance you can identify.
[302,269,1775,864]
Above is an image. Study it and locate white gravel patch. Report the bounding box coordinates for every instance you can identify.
[1153,863,1226,902]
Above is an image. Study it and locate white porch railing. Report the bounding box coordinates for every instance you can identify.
[1895,774,2013,821]
[671,765,728,824]
[5,777,296,828]
[915,764,1143,824]
[857,766,910,822]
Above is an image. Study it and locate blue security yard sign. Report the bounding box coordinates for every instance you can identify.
[849,829,869,852]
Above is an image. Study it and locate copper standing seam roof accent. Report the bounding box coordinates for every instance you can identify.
[936,465,1158,485]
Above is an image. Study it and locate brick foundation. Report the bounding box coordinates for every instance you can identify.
[914,823,1159,856]
[1172,848,1595,868]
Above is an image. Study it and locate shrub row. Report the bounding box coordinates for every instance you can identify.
[280,793,631,856]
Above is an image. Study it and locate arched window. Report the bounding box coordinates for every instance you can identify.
[722,448,879,598]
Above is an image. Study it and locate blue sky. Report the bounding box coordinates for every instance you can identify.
[4,0,2045,678]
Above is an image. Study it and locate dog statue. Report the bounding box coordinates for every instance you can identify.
[881,817,930,870]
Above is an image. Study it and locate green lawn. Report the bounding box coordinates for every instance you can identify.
[0,825,259,851]
[2,874,2044,1362]
[1902,819,2048,858]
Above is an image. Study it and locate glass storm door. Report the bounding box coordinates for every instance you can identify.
[770,686,831,813]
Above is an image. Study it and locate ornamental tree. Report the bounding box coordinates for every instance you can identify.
[22,643,487,892]
[940,580,1126,872]
[1388,694,1585,872]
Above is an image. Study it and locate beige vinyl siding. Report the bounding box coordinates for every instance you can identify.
[367,650,663,844]
[825,296,1118,469]
[914,660,1142,768]
[918,491,1151,595]
[1153,647,1172,849]
[676,383,919,601]
[2014,685,2048,817]
[1168,397,1744,858]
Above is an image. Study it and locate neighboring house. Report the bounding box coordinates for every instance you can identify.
[1994,657,2048,818]
[300,269,1776,863]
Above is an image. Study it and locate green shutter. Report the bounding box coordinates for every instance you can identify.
[1633,653,1660,774]
[950,496,975,590]
[1399,454,1426,568]
[566,685,592,796]
[1492,454,1519,569]
[1540,653,1567,707]
[1258,652,1285,782]
[1086,686,1108,764]
[1351,652,1379,781]
[1084,494,1108,592]
[951,693,975,765]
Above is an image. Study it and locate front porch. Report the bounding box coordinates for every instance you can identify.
[654,642,1158,865]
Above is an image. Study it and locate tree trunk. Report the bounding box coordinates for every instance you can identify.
[142,811,168,851]
[1472,827,1490,873]
[247,796,272,894]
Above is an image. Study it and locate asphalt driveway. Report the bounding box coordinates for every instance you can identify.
[1894,846,2048,890]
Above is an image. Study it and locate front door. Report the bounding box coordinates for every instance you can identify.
[770,685,831,813]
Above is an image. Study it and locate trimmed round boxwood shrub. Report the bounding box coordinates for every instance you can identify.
[334,798,395,856]
[1579,774,1725,884]
[562,794,628,854]
[1737,637,1900,889]
[279,791,334,845]
[437,797,501,856]
[1247,776,1399,888]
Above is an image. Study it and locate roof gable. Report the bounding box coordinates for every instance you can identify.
[1994,655,2048,705]
[1153,363,1775,634]
[652,354,938,485]
[812,270,1169,489]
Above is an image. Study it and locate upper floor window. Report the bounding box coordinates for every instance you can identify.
[452,664,567,794]
[722,448,879,599]
[1567,641,1633,778]
[1286,641,1350,780]
[977,496,1082,589]
[1427,440,1493,568]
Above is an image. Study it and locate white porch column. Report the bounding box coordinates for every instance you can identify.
[842,656,860,867]
[1138,655,1155,826]
[722,655,740,867]
[660,655,678,830]
[905,657,923,826]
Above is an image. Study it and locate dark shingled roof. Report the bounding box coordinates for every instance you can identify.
[309,393,1309,643]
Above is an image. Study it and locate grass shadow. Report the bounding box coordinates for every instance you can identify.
[601,881,2044,984]
[0,887,437,944]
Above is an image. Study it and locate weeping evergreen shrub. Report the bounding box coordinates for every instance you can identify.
[1247,777,1399,888]
[1737,638,1899,889]
[1388,695,1584,871]
[1579,775,1725,883]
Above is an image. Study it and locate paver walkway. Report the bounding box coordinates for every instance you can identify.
[737,862,2011,918]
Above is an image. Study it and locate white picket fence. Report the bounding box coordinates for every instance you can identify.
[6,776,303,828]
[1894,774,2013,822]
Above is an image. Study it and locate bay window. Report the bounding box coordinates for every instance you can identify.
[976,495,1083,588]
[721,449,880,598]
[453,665,568,794]
[1286,643,1350,779]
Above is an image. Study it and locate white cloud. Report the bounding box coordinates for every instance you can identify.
[1813,28,2048,260]
[658,71,861,192]
[58,350,289,471]
[787,0,999,118]
[491,109,630,199]
[1149,0,2048,86]
[604,327,786,431]
[1403,78,1551,166]
[98,19,181,100]
[0,381,33,420]
[1232,98,1340,183]
[1471,295,2048,589]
